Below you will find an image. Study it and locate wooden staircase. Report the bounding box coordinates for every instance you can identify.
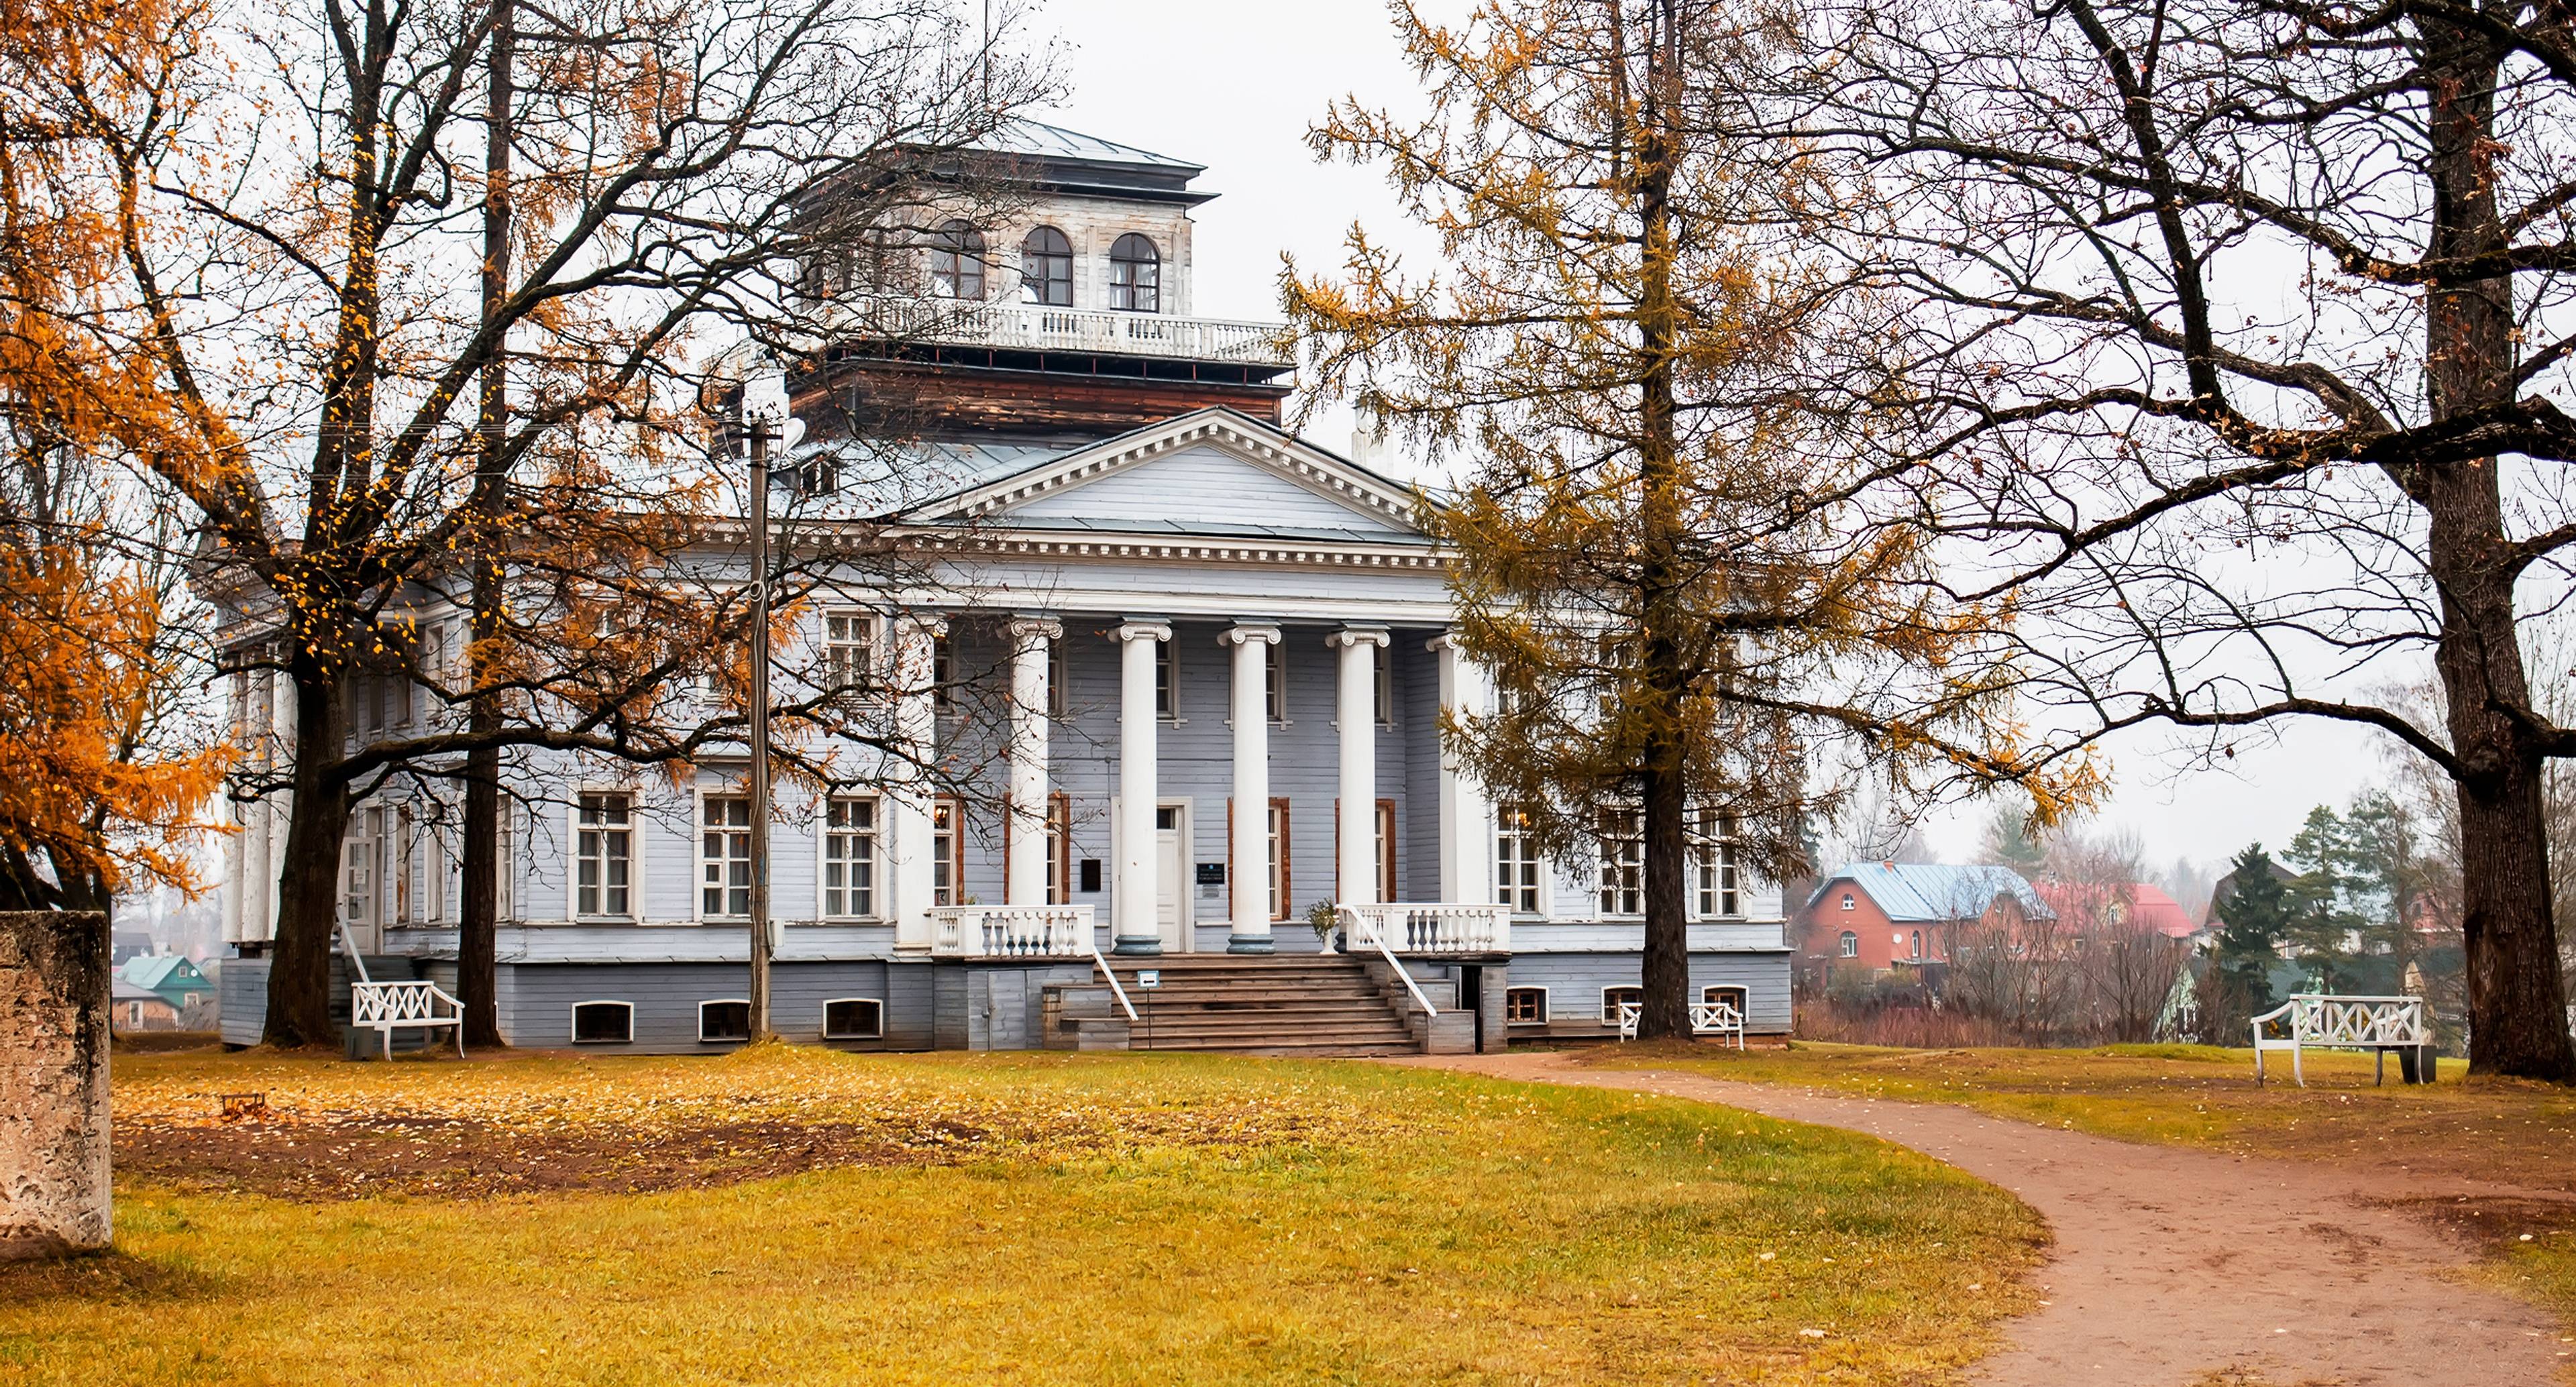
[1097,953,1421,1056]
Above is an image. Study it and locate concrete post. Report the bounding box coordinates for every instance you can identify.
[0,911,110,1260]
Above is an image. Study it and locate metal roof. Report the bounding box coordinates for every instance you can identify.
[975,119,1201,172]
[1807,863,2055,922]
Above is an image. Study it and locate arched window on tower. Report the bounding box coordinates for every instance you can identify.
[928,220,985,299]
[1020,226,1072,306]
[1109,233,1160,312]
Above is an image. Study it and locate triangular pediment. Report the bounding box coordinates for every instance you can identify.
[917,410,1425,542]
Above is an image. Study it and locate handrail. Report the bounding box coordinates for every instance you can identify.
[334,918,374,985]
[1090,938,1138,1023]
[1340,905,1436,1017]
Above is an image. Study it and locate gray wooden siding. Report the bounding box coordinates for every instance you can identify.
[496,960,926,1052]
[1004,444,1410,535]
[1499,950,1792,1036]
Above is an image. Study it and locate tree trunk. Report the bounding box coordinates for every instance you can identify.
[2414,21,2576,1080]
[456,0,513,1050]
[262,669,351,1048]
[1631,0,1692,1041]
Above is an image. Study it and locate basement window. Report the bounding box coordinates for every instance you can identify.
[1505,987,1548,1025]
[699,999,752,1043]
[1600,986,1643,1026]
[822,998,883,1040]
[570,1000,633,1045]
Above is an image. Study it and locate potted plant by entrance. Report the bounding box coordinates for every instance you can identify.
[1305,900,1341,952]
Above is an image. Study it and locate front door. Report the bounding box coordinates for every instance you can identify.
[1155,804,1189,952]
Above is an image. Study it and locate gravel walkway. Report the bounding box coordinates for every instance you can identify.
[1403,1052,2569,1386]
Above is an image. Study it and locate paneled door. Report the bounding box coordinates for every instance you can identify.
[1155,803,1189,952]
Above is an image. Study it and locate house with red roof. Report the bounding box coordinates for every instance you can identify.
[1801,863,2053,969]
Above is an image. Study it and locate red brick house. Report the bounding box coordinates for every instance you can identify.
[1801,863,2052,968]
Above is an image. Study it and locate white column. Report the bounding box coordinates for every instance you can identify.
[262,665,292,942]
[887,613,945,951]
[1331,626,1389,906]
[1223,622,1281,952]
[1005,618,1060,908]
[1430,632,1493,905]
[220,670,247,946]
[1114,620,1171,954]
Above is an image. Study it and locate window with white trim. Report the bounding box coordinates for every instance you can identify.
[1838,930,1859,957]
[1703,985,1748,1023]
[341,806,380,928]
[823,998,883,1040]
[1693,809,1740,918]
[1601,985,1643,1025]
[1505,987,1547,1024]
[931,799,958,907]
[1374,652,1393,726]
[1597,808,1643,916]
[701,795,753,918]
[823,611,877,694]
[1045,794,1070,905]
[577,791,635,919]
[822,796,876,918]
[1108,233,1160,312]
[1496,803,1542,913]
[394,804,417,924]
[1267,797,1291,920]
[932,635,955,714]
[1265,641,1285,723]
[699,999,751,1042]
[571,1001,632,1044]
[1049,640,1067,720]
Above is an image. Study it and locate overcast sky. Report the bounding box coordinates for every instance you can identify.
[1030,0,2390,876]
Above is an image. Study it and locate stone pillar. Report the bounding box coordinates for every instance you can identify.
[887,613,946,952]
[1429,632,1492,905]
[1223,622,1281,952]
[1114,620,1171,954]
[1331,626,1389,906]
[1005,618,1060,909]
[0,911,110,1260]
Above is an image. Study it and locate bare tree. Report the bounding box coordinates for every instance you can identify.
[1785,0,2576,1078]
[28,0,1050,1043]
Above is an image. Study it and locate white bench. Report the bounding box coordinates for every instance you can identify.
[2250,993,2430,1087]
[1616,999,1746,1049]
[339,922,465,1060]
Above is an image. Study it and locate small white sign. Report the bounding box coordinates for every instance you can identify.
[1136,970,1161,990]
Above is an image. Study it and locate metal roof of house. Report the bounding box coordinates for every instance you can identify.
[1806,863,2055,922]
[119,954,209,992]
[975,120,1201,172]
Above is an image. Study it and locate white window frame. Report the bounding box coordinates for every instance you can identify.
[822,609,879,695]
[1838,930,1860,958]
[1049,640,1067,720]
[700,791,754,920]
[1839,891,1856,911]
[1374,651,1394,727]
[932,634,955,715]
[1597,808,1643,917]
[821,997,885,1040]
[698,997,753,1044]
[931,797,959,908]
[569,999,634,1045]
[1693,809,1741,919]
[423,816,447,924]
[572,789,639,921]
[1155,637,1179,721]
[394,803,417,925]
[341,805,382,930]
[1505,985,1549,1025]
[1600,985,1643,1026]
[1496,803,1544,915]
[1267,797,1290,921]
[1265,641,1287,724]
[820,795,878,920]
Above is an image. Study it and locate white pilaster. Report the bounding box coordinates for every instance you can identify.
[887,612,946,951]
[1430,632,1492,905]
[1005,618,1060,908]
[1331,626,1389,906]
[220,670,248,945]
[1222,622,1281,952]
[1114,619,1171,954]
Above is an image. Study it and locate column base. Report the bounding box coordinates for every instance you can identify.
[1225,934,1276,955]
[1110,938,1164,956]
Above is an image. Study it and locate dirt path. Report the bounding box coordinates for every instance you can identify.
[1404,1052,2568,1387]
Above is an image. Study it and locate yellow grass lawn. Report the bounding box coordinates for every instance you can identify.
[0,1047,2045,1386]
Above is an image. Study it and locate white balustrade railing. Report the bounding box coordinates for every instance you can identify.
[1336,905,1438,1018]
[1336,902,1513,954]
[825,296,1291,366]
[928,903,1097,958]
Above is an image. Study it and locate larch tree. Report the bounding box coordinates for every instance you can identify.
[0,0,229,914]
[1789,0,2576,1078]
[1285,0,2097,1038]
[21,0,1049,1045]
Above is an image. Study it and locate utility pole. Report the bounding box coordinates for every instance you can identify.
[739,405,781,1037]
[459,0,515,1049]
